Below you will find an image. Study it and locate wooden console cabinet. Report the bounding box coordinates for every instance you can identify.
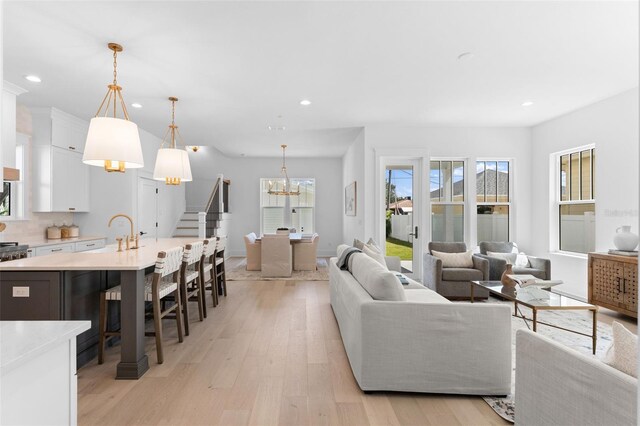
[588,253,638,318]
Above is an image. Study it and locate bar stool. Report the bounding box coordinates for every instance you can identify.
[98,246,184,365]
[180,241,205,336]
[201,237,219,311]
[215,235,228,297]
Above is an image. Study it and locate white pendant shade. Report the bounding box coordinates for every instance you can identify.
[153,148,192,183]
[83,117,144,169]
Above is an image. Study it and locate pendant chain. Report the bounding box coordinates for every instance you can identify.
[112,49,118,85]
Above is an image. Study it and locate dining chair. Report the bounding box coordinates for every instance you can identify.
[214,235,228,297]
[261,233,292,277]
[180,241,205,336]
[201,237,219,310]
[98,246,184,364]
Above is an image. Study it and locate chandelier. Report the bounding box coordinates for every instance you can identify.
[83,43,144,173]
[268,144,299,196]
[153,97,193,185]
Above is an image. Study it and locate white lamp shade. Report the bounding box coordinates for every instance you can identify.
[153,148,193,182]
[83,117,144,168]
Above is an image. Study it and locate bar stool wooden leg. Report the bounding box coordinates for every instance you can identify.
[196,275,204,321]
[181,280,190,336]
[211,268,218,307]
[98,292,107,364]
[222,261,227,297]
[175,286,184,343]
[152,294,164,364]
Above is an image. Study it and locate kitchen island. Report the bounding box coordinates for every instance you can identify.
[0,237,199,379]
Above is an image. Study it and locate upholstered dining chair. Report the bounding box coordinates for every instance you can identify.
[423,242,489,300]
[261,233,292,277]
[293,233,319,271]
[99,246,184,364]
[244,232,262,271]
[180,241,205,336]
[478,241,551,281]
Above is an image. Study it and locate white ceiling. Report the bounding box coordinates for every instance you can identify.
[4,1,638,157]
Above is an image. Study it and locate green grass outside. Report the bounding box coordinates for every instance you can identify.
[385,237,413,260]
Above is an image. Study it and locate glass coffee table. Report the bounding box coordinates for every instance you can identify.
[470,281,598,354]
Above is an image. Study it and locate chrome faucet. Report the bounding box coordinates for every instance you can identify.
[108,214,138,249]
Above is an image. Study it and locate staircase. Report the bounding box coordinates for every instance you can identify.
[173,174,231,239]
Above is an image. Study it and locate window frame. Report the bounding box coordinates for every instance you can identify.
[259,177,316,235]
[555,145,596,255]
[429,159,467,243]
[476,159,513,243]
[0,136,28,221]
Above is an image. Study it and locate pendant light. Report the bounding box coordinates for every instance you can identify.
[268,144,299,196]
[83,43,144,172]
[153,97,193,185]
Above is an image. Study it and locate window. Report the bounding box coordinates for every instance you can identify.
[430,160,465,242]
[558,147,595,253]
[260,178,315,234]
[477,161,511,242]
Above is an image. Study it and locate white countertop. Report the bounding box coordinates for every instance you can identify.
[0,321,91,374]
[0,237,201,271]
[22,236,106,249]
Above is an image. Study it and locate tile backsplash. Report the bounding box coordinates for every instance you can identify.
[0,212,75,242]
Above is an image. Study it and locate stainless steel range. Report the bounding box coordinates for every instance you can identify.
[0,242,29,262]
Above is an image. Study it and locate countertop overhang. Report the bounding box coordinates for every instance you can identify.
[0,238,201,271]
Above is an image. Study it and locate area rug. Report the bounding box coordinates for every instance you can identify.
[226,258,329,281]
[479,297,613,423]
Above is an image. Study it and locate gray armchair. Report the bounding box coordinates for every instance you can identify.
[478,242,551,281]
[423,242,489,300]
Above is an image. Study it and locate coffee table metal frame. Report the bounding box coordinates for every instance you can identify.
[470,281,598,354]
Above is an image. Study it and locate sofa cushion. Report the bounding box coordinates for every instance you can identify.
[431,249,474,268]
[513,267,546,279]
[487,251,517,265]
[350,253,406,301]
[404,289,451,304]
[363,244,388,269]
[603,321,638,378]
[442,268,483,282]
[337,244,352,258]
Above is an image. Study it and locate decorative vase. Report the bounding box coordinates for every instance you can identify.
[501,264,516,287]
[613,226,639,251]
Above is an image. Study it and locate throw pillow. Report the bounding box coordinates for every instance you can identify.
[367,237,381,251]
[353,238,365,250]
[515,252,531,267]
[350,253,406,301]
[602,321,638,378]
[487,251,518,265]
[431,249,474,268]
[363,244,388,269]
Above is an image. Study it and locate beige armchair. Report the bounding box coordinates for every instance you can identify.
[261,234,292,277]
[244,232,261,271]
[293,233,319,271]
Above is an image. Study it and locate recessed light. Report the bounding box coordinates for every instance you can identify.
[457,52,474,61]
[24,75,42,83]
[131,103,143,108]
[521,101,534,107]
[300,99,311,106]
[268,125,286,131]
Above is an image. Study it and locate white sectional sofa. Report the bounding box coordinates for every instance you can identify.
[330,245,512,395]
[515,329,638,426]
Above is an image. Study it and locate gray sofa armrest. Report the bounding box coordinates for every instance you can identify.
[422,253,442,292]
[475,254,507,281]
[385,256,402,272]
[515,330,637,426]
[527,256,551,280]
[472,255,490,280]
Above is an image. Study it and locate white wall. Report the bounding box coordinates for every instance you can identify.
[358,127,533,251]
[74,128,186,243]
[342,128,365,243]
[187,149,344,257]
[531,88,639,299]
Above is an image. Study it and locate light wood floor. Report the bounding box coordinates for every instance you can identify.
[77,279,637,426]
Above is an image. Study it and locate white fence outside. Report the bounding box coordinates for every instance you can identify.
[390,214,413,242]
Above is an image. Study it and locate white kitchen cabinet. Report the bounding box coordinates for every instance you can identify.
[33,145,90,212]
[34,242,75,257]
[33,107,88,153]
[74,239,106,252]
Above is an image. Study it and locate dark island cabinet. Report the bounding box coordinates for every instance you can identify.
[0,270,121,367]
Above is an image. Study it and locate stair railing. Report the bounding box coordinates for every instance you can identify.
[199,174,224,238]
